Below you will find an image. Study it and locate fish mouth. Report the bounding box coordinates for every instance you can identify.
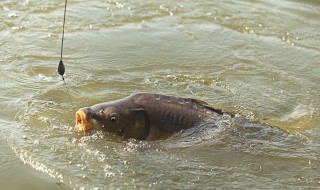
[75,109,93,132]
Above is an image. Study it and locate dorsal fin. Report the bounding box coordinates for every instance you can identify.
[190,98,209,105]
[191,98,232,116]
[203,105,224,115]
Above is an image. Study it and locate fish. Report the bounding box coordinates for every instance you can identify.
[75,92,232,140]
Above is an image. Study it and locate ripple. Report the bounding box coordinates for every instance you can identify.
[1,0,319,189]
[12,146,64,182]
[0,150,11,166]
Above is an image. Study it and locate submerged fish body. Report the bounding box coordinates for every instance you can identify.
[75,92,233,140]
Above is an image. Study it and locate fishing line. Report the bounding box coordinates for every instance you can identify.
[58,0,75,113]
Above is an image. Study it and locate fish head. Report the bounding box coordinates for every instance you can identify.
[75,104,150,139]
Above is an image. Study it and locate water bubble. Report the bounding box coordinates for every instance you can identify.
[115,1,124,8]
[71,138,77,144]
[33,139,40,145]
[76,123,83,131]
[105,172,115,178]
[104,164,112,170]
[11,26,19,31]
[8,12,18,18]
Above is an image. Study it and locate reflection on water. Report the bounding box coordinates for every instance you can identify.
[0,0,320,189]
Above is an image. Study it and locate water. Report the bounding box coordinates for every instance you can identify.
[0,0,319,189]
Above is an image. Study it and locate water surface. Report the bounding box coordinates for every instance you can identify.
[0,0,319,189]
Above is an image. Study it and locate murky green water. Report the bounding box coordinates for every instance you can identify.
[1,0,319,189]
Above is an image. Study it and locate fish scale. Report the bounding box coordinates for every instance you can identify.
[75,93,228,140]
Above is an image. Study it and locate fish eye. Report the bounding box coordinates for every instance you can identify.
[109,112,118,122]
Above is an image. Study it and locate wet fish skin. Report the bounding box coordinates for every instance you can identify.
[75,93,229,140]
